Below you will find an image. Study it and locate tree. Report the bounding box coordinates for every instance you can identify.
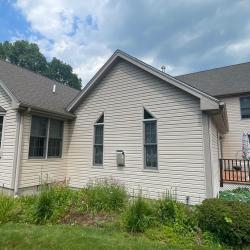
[0,40,82,90]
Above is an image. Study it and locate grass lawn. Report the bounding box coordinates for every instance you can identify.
[0,223,173,250]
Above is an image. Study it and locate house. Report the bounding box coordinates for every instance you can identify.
[0,50,249,204]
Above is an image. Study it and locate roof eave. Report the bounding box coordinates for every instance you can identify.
[18,104,76,120]
[0,80,20,109]
[67,50,221,112]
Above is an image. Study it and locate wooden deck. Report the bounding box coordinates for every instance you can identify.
[220,159,250,186]
[223,170,250,184]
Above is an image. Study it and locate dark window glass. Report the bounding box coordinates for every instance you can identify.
[144,109,154,119]
[29,116,48,157]
[240,97,250,118]
[0,116,3,148]
[144,109,157,168]
[48,119,63,157]
[97,113,104,123]
[93,114,104,165]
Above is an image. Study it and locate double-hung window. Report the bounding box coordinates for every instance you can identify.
[144,109,157,169]
[240,96,250,119]
[0,116,3,148]
[29,116,63,158]
[93,113,104,165]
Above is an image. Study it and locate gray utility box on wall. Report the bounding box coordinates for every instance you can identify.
[116,150,125,167]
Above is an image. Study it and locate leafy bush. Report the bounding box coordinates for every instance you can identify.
[220,187,250,203]
[34,190,54,224]
[0,195,19,223]
[156,197,177,224]
[198,198,250,247]
[155,197,198,233]
[81,181,127,213]
[124,197,154,232]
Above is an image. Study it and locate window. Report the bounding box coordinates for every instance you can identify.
[0,116,3,148]
[93,113,104,165]
[48,119,63,157]
[29,116,64,158]
[240,96,250,119]
[29,116,48,157]
[144,109,157,168]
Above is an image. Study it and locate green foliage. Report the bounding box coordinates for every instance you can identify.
[124,197,154,232]
[220,187,250,203]
[0,40,82,90]
[0,195,19,224]
[34,190,54,224]
[155,197,198,233]
[156,197,177,224]
[198,198,250,247]
[145,226,224,250]
[79,181,128,213]
[0,223,171,250]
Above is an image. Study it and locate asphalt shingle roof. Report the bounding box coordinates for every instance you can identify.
[0,60,79,117]
[176,62,250,97]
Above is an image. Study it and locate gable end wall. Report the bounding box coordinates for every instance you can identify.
[66,60,207,204]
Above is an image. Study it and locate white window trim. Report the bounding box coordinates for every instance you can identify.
[0,113,6,154]
[240,96,250,119]
[143,108,158,170]
[92,112,104,167]
[28,115,64,159]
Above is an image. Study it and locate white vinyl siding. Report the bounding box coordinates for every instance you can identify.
[209,118,220,197]
[66,60,207,204]
[0,86,18,189]
[221,96,250,158]
[19,113,68,188]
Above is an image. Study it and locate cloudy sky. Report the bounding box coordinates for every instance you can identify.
[1,0,250,85]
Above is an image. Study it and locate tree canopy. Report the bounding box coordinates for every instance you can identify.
[0,40,82,90]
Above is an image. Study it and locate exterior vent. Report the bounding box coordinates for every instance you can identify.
[52,84,56,94]
[161,65,166,73]
[116,150,125,167]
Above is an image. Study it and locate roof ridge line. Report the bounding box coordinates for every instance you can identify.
[176,61,250,77]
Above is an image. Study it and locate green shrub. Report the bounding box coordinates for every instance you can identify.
[124,197,154,232]
[0,195,19,223]
[82,181,127,213]
[17,195,37,223]
[34,190,55,224]
[155,197,198,233]
[156,197,177,224]
[198,198,250,247]
[220,187,250,203]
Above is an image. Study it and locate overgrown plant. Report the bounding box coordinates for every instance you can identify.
[124,197,154,233]
[82,180,128,213]
[157,197,177,224]
[198,198,250,247]
[34,190,54,224]
[0,195,18,224]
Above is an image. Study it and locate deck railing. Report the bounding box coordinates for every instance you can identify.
[219,159,250,187]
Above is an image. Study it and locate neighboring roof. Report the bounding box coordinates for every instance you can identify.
[0,59,79,118]
[67,50,221,112]
[0,106,6,112]
[176,62,250,97]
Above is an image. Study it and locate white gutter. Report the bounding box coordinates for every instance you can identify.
[14,113,24,196]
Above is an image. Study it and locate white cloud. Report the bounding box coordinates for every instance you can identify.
[12,0,250,85]
[226,38,250,57]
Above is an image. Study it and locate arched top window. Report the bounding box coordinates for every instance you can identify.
[93,113,104,166]
[143,108,157,169]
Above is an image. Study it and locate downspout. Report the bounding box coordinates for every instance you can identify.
[14,113,24,196]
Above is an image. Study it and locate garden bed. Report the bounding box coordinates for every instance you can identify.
[0,181,249,249]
